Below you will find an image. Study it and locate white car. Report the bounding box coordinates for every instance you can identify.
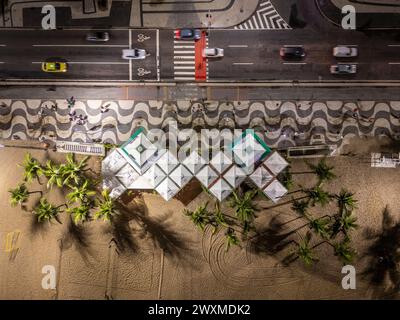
[203,48,224,58]
[333,46,358,58]
[122,49,148,60]
[330,64,357,74]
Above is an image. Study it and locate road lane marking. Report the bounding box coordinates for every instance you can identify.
[174,38,197,80]
[32,61,129,65]
[32,44,128,47]
[174,56,194,59]
[283,45,303,47]
[174,50,195,54]
[129,29,132,81]
[0,62,4,64]
[172,66,194,70]
[174,61,195,64]
[388,45,400,47]
[174,40,193,44]
[175,71,195,75]
[156,29,160,82]
[233,62,254,65]
[0,44,6,47]
[228,45,248,48]
[174,45,195,49]
[389,62,400,65]
[283,62,307,65]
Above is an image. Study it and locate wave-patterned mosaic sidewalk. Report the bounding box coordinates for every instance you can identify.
[1,99,400,150]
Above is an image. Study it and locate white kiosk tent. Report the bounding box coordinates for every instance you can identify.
[102,128,289,203]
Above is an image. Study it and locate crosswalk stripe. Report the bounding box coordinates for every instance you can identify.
[235,0,291,30]
[174,61,195,64]
[174,56,193,59]
[174,50,195,54]
[174,40,193,44]
[175,71,195,75]
[174,66,195,70]
[174,45,195,49]
[173,35,208,81]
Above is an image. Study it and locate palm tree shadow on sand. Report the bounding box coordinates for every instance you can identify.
[104,199,197,267]
[60,216,95,265]
[361,205,400,299]
[250,215,296,256]
[249,213,344,285]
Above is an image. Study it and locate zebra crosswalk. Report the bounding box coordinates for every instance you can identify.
[173,40,196,81]
[235,0,291,30]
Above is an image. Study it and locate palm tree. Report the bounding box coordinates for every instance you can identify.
[9,183,41,207]
[32,198,63,223]
[294,232,318,266]
[305,186,331,207]
[229,190,258,223]
[335,189,357,214]
[308,159,336,185]
[43,160,63,189]
[331,210,358,238]
[184,202,210,231]
[67,179,96,205]
[292,159,336,185]
[61,154,89,187]
[308,217,331,239]
[20,153,43,183]
[209,202,228,234]
[225,227,240,251]
[280,168,294,190]
[333,237,356,264]
[291,199,309,217]
[94,189,118,222]
[67,204,90,224]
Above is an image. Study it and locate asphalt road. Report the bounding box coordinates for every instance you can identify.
[208,29,400,81]
[0,29,161,81]
[1,28,400,82]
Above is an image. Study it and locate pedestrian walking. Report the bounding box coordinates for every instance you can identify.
[67,96,75,108]
[68,110,76,117]
[101,103,110,113]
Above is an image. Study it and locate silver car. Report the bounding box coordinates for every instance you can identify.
[203,48,224,58]
[333,46,358,57]
[86,31,110,42]
[122,49,148,60]
[330,64,357,74]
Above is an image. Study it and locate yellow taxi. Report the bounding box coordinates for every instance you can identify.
[41,62,68,73]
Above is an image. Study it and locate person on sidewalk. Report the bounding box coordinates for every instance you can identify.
[67,96,76,108]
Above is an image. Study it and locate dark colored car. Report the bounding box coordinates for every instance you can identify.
[86,31,110,42]
[174,29,202,41]
[280,46,306,60]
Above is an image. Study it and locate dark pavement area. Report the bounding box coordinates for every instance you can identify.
[316,0,400,29]
[22,1,131,27]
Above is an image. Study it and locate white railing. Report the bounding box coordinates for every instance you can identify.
[56,141,105,156]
